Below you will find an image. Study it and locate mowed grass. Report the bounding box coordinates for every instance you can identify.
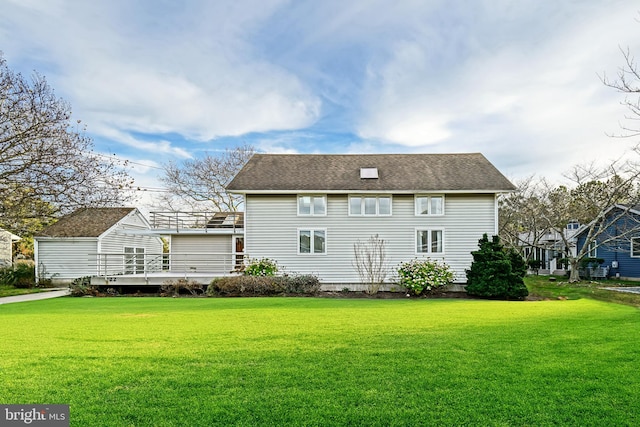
[1,297,639,426]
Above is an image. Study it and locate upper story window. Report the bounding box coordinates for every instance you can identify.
[567,221,580,230]
[349,195,392,216]
[415,195,444,216]
[298,195,326,216]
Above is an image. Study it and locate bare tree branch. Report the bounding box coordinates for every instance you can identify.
[0,52,133,236]
[159,144,254,212]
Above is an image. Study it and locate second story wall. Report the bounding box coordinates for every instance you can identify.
[244,193,497,284]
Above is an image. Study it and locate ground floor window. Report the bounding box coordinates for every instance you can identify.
[124,247,145,274]
[299,229,326,254]
[587,241,597,258]
[416,229,444,254]
[631,237,640,257]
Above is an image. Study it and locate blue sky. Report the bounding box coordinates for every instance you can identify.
[2,0,640,207]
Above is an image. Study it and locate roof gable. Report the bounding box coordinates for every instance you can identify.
[35,208,137,238]
[226,153,516,193]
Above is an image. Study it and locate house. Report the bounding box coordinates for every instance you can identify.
[0,228,21,267]
[519,221,580,274]
[226,153,516,290]
[34,207,164,284]
[575,204,640,280]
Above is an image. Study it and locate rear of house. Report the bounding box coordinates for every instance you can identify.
[227,153,516,290]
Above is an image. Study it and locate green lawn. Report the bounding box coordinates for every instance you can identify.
[0,284,52,297]
[1,297,639,426]
[525,275,640,307]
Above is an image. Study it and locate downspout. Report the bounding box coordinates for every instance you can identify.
[34,239,39,284]
[494,194,499,236]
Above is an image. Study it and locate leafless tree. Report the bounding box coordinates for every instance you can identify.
[0,53,133,235]
[352,234,389,294]
[601,46,640,138]
[504,152,640,282]
[499,176,552,259]
[160,145,255,212]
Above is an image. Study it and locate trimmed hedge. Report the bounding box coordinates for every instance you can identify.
[207,274,320,296]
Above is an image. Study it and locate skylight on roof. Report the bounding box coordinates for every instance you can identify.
[360,167,378,179]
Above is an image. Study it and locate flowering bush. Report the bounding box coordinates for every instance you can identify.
[397,258,455,296]
[244,258,279,276]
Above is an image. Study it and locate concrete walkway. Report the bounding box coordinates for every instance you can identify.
[602,286,640,294]
[0,288,70,305]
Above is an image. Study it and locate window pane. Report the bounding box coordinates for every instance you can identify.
[314,230,326,253]
[313,197,325,215]
[431,197,443,215]
[378,197,391,215]
[299,230,311,253]
[416,197,429,215]
[364,197,377,215]
[298,196,311,215]
[417,230,429,253]
[633,239,640,257]
[431,230,443,253]
[350,197,361,215]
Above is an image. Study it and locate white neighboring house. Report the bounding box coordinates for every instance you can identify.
[34,207,163,284]
[226,153,516,290]
[0,228,21,267]
[518,221,581,274]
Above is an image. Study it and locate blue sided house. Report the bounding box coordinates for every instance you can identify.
[575,204,640,280]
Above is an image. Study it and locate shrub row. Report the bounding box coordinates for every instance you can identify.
[160,279,205,296]
[0,261,36,288]
[207,274,320,296]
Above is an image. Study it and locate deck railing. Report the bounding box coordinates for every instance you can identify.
[150,212,244,232]
[94,252,244,277]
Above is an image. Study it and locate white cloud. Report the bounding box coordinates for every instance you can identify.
[1,0,321,151]
[354,1,640,181]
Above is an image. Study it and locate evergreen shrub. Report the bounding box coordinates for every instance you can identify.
[465,234,529,300]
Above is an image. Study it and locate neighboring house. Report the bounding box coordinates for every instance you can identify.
[519,221,580,274]
[0,228,21,267]
[226,153,516,289]
[575,205,640,280]
[34,207,164,284]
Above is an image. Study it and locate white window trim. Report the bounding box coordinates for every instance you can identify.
[587,241,597,258]
[348,195,393,216]
[297,228,327,255]
[297,195,327,216]
[124,247,145,274]
[631,238,640,258]
[415,228,445,255]
[415,195,445,216]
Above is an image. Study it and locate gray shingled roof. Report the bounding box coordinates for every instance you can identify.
[35,207,136,238]
[226,153,516,193]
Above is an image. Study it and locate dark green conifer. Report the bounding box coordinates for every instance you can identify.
[465,234,529,300]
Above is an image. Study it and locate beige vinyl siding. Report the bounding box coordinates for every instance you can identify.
[170,234,235,273]
[36,239,98,281]
[245,193,496,284]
